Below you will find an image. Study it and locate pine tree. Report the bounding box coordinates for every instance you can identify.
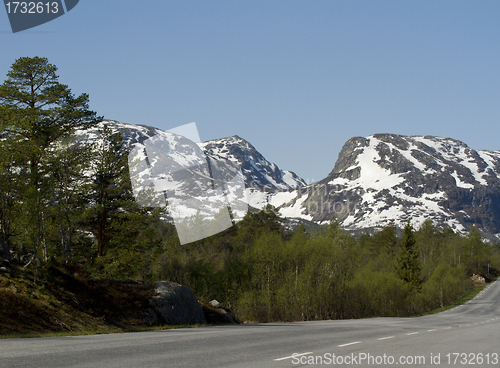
[0,57,100,175]
[0,56,100,260]
[83,127,133,257]
[396,220,422,291]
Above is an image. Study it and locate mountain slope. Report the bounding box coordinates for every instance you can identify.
[76,120,305,192]
[269,134,500,240]
[200,136,305,190]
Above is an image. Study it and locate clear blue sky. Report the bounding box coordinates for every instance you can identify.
[2,0,500,182]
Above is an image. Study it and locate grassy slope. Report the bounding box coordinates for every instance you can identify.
[0,263,154,337]
[415,281,493,317]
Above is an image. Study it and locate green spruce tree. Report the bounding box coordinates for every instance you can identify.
[83,127,133,258]
[396,220,422,291]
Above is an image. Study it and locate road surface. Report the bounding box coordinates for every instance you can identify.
[1,280,499,367]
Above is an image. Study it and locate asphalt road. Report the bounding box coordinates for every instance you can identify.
[1,280,499,368]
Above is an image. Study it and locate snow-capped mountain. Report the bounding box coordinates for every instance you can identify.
[76,121,500,241]
[75,120,305,192]
[266,134,500,241]
[74,120,305,233]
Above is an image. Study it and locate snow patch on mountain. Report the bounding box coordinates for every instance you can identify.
[329,136,406,190]
[451,171,474,189]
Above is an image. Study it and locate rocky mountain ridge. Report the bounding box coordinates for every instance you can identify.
[200,135,305,190]
[76,121,500,241]
[267,133,500,241]
[76,120,304,191]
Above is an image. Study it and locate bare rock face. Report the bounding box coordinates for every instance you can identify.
[145,281,206,325]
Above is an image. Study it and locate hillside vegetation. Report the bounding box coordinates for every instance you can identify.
[92,206,499,323]
[2,205,499,332]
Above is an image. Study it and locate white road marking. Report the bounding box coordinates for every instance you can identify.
[377,336,395,340]
[406,332,419,336]
[274,352,313,361]
[338,341,362,347]
[427,329,437,332]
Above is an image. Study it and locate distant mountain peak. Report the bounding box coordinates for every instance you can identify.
[267,133,500,241]
[77,120,305,192]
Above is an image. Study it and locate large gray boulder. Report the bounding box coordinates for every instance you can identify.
[145,281,206,325]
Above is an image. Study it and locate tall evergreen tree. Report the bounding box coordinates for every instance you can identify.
[0,56,100,259]
[396,220,422,291]
[0,56,100,174]
[84,127,132,257]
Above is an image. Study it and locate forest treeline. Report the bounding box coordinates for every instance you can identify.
[1,56,499,323]
[146,208,500,322]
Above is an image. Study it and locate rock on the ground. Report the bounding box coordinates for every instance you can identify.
[145,281,206,325]
[202,300,238,324]
[471,274,486,285]
[209,299,223,308]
